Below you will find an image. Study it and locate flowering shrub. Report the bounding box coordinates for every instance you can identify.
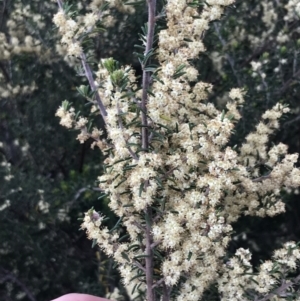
[2,0,300,300]
[53,0,300,300]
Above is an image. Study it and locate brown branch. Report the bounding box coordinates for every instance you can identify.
[80,52,107,120]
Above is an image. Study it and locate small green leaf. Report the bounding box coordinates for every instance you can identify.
[221,110,225,122]
[98,193,108,200]
[102,58,118,73]
[121,251,130,262]
[134,254,150,259]
[139,182,144,197]
[155,176,163,188]
[131,283,138,295]
[92,239,97,248]
[109,216,123,233]
[76,85,89,97]
[62,100,70,110]
[118,234,130,242]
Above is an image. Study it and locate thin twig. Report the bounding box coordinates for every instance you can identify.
[150,240,161,249]
[73,187,103,202]
[240,40,274,68]
[252,174,271,182]
[57,0,63,10]
[0,268,37,301]
[80,52,108,120]
[152,278,165,289]
[284,114,300,127]
[293,50,298,76]
[65,187,104,209]
[133,221,146,232]
[133,260,146,272]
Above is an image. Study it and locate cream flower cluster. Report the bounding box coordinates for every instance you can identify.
[284,0,300,22]
[55,105,76,129]
[52,10,84,57]
[93,62,140,160]
[55,104,103,144]
[81,210,118,256]
[219,242,300,300]
[55,0,300,300]
[81,209,146,293]
[240,103,290,167]
[53,0,140,58]
[148,0,234,127]
[53,2,107,58]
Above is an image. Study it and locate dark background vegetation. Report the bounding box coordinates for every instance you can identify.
[0,0,300,300]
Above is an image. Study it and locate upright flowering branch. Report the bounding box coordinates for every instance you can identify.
[141,0,156,150]
[56,0,63,10]
[142,1,157,300]
[53,1,300,300]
